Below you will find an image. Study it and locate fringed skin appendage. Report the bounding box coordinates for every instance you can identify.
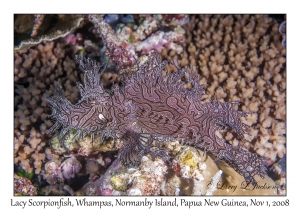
[46,85,71,134]
[223,144,267,185]
[118,131,146,167]
[118,130,169,167]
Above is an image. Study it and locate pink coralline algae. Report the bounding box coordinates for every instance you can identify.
[43,161,64,185]
[61,156,82,179]
[115,15,187,55]
[43,157,82,184]
[14,175,37,196]
[63,33,84,46]
[101,188,113,196]
[88,14,188,72]
[134,29,185,54]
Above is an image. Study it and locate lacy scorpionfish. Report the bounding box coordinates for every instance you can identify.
[47,51,267,185]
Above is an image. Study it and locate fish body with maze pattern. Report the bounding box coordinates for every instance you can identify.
[46,51,267,185]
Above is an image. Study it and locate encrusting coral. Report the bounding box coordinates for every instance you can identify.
[115,14,188,55]
[14,174,37,196]
[43,156,82,184]
[14,14,285,196]
[111,156,168,195]
[165,145,222,195]
[78,143,276,196]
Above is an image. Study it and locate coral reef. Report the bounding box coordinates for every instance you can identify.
[164,145,221,195]
[14,14,285,196]
[111,156,168,195]
[78,144,276,196]
[14,128,46,174]
[14,41,82,175]
[88,14,189,73]
[162,14,286,164]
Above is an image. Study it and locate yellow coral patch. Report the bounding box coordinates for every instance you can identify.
[179,150,197,168]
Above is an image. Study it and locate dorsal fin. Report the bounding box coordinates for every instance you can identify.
[75,54,109,103]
